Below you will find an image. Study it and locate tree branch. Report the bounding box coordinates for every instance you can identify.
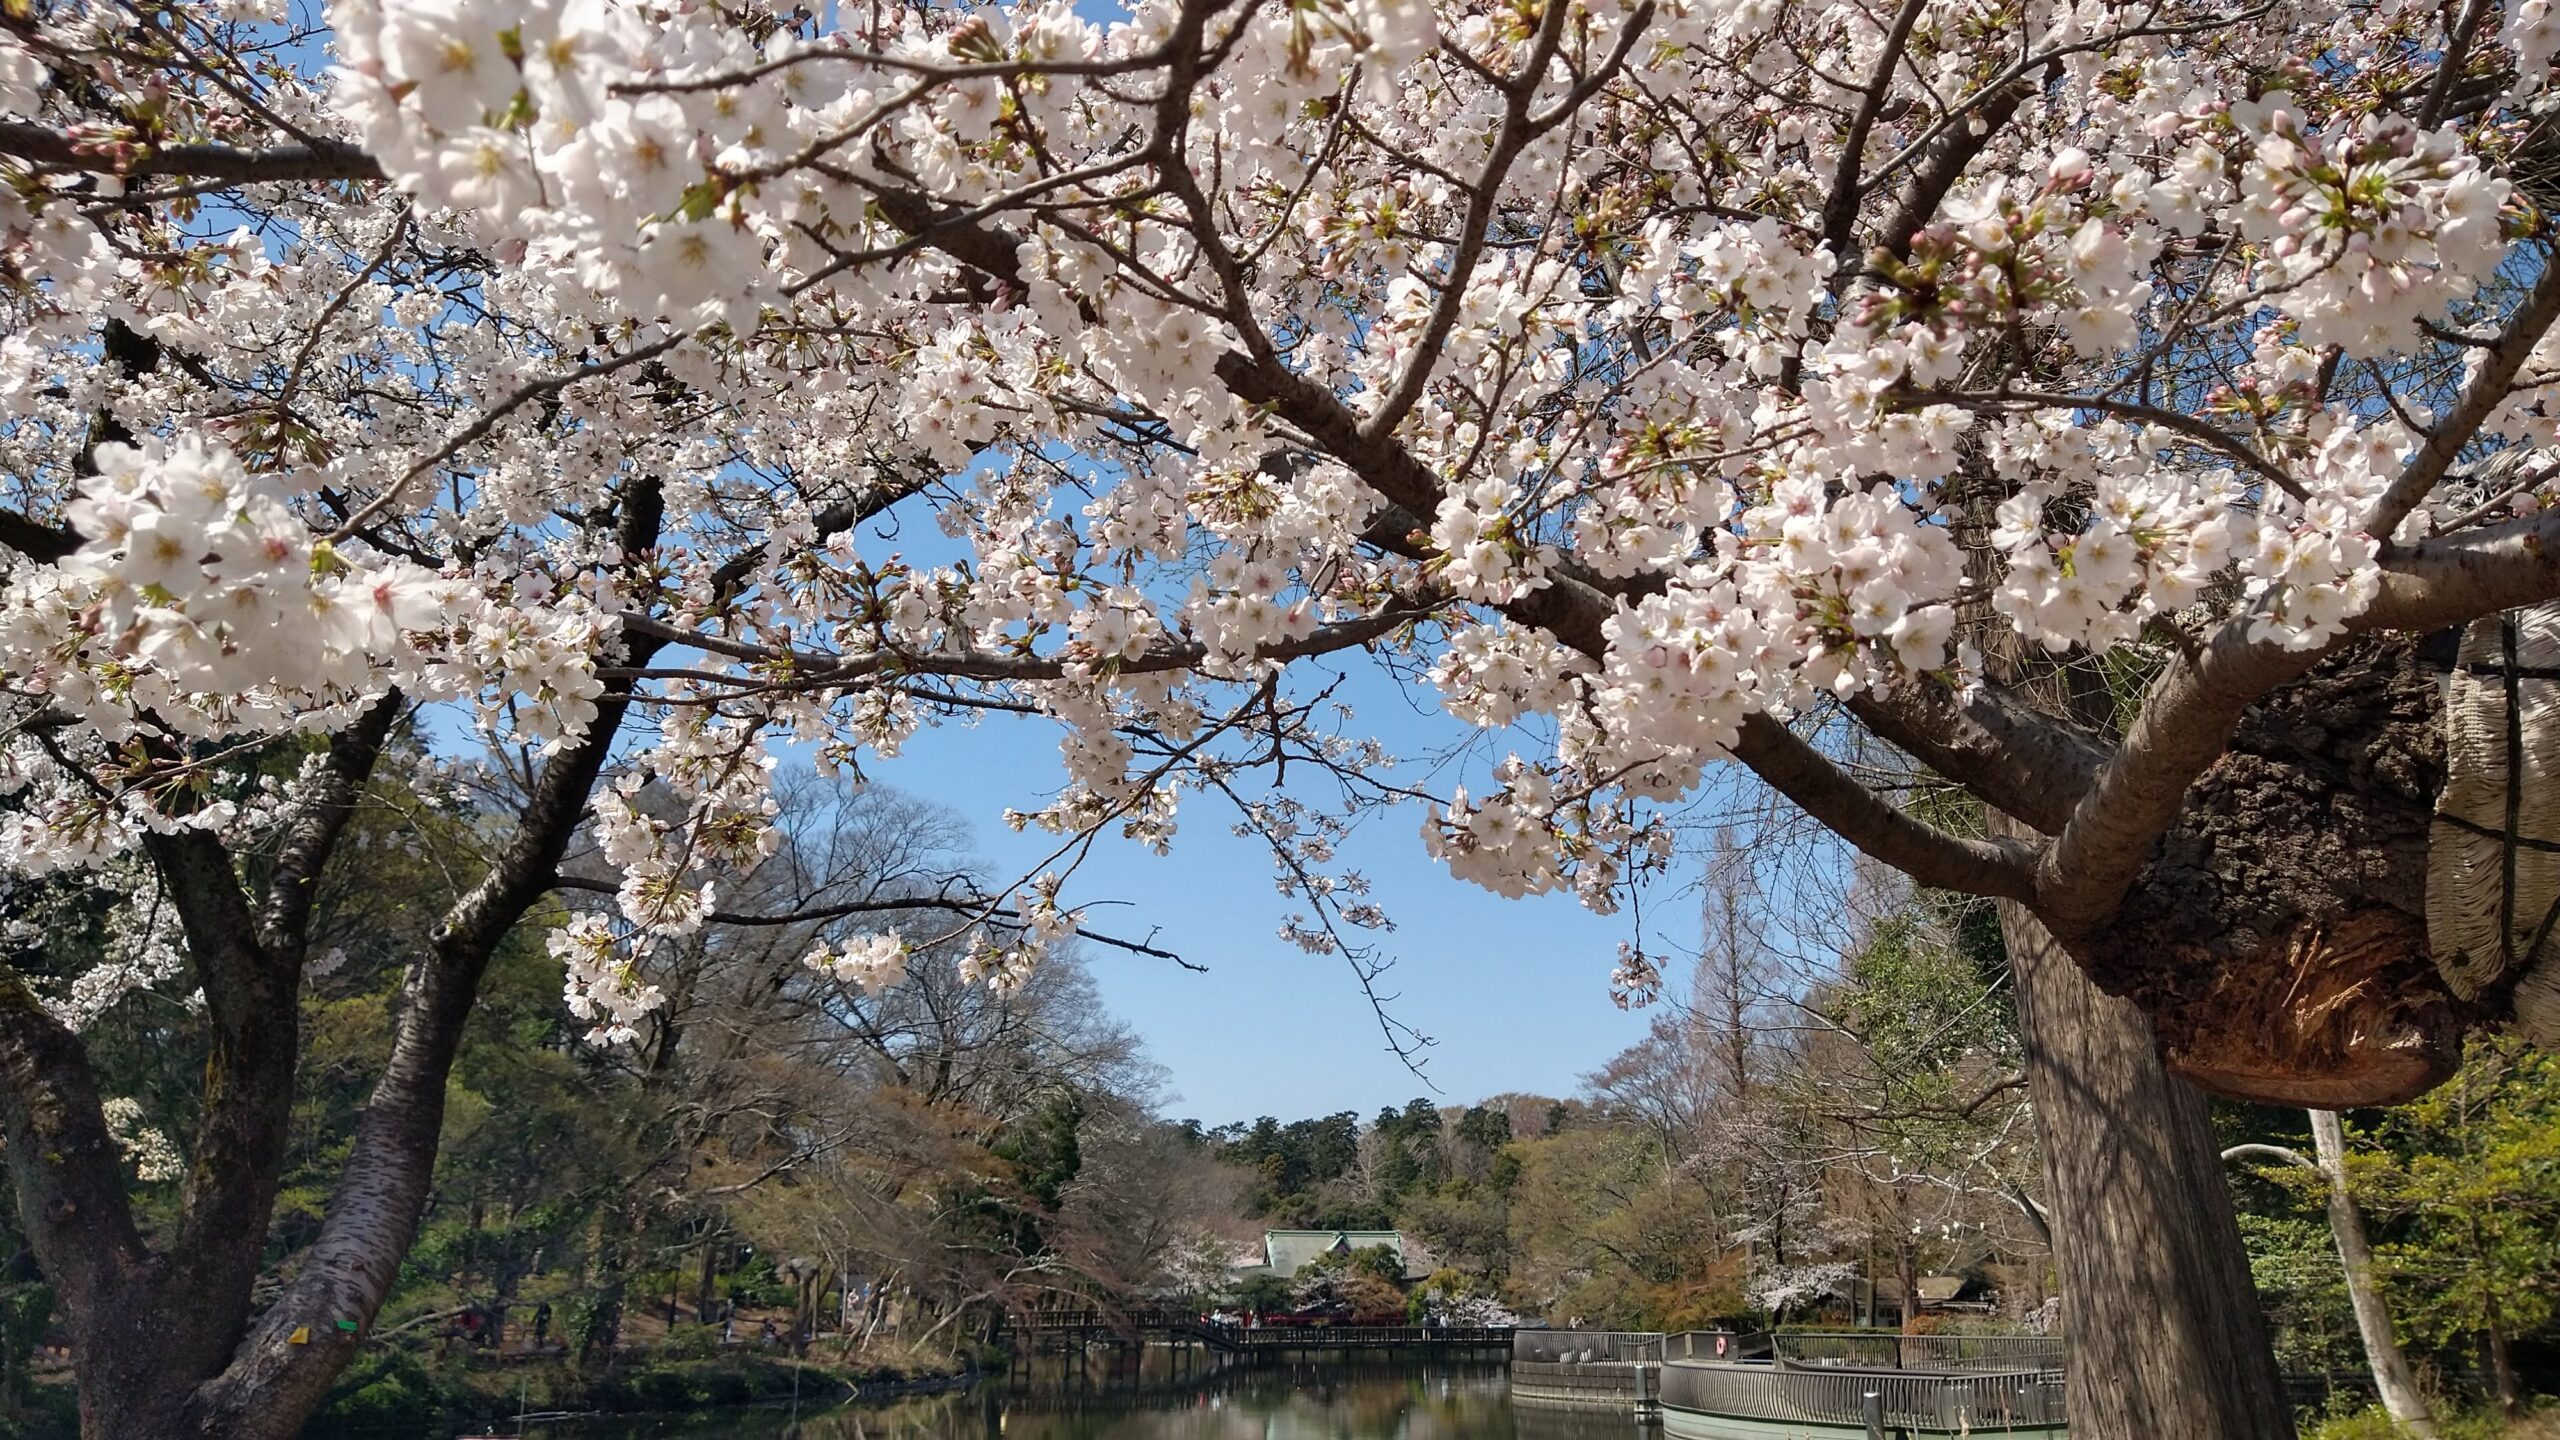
[1847,679,2110,834]
[0,120,384,183]
[2032,614,2326,931]
[258,693,402,956]
[2365,504,2560,629]
[1731,712,2041,900]
[1861,77,2030,279]
[1822,0,1929,259]
[2219,1142,2314,1171]
[0,508,77,563]
[140,823,310,1335]
[0,964,150,1320]
[183,477,668,1432]
[866,156,2045,918]
[547,875,1204,969]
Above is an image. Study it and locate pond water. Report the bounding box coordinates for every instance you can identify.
[501,1361,1649,1440]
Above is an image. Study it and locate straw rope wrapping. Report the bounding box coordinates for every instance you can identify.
[2428,603,2560,1046]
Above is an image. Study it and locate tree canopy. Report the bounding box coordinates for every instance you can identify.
[9,0,2560,1432]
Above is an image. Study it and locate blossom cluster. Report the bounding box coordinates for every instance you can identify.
[2234,104,2509,359]
[101,1096,185,1183]
[803,932,909,992]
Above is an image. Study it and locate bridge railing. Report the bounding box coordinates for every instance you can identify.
[999,1312,1510,1347]
[1511,1330,1663,1363]
[1232,1325,1511,1347]
[1660,1359,2066,1431]
[1513,1329,2057,1370]
[1005,1309,1205,1333]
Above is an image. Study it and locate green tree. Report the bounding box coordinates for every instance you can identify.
[2357,1036,2560,1416]
[1504,1124,1740,1330]
[1453,1106,1511,1161]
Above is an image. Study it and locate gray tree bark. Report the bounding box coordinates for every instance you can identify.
[2309,1111,2436,1436]
[2000,898,2297,1440]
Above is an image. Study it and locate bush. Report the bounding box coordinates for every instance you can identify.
[721,1255,794,1308]
[659,1324,722,1361]
[595,1357,774,1411]
[314,1350,470,1428]
[2304,1403,2559,1440]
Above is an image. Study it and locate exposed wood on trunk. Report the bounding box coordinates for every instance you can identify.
[2078,638,2468,1106]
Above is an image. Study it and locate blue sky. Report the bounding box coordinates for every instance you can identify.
[856,659,1681,1128]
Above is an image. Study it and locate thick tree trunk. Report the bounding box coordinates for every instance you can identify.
[2001,899,2296,1440]
[2307,1110,2435,1435]
[64,1284,198,1437]
[2484,1322,2519,1417]
[698,1234,719,1326]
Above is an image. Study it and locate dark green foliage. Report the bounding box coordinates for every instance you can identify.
[1233,1274,1294,1312]
[1453,1105,1511,1157]
[0,1281,52,1432]
[1370,1099,1447,1204]
[1211,1111,1363,1208]
[721,1254,796,1310]
[993,1093,1086,1213]
[2221,1035,2560,1409]
[313,1349,477,1429]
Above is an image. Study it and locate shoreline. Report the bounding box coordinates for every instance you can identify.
[304,1348,990,1434]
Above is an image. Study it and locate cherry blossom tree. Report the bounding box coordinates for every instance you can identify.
[6,0,2560,1433]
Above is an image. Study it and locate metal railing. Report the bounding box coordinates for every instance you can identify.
[1221,1324,1511,1347]
[1002,1311,1509,1348]
[1510,1358,1661,1404]
[1659,1359,2067,1432]
[1769,1331,2065,1371]
[1511,1330,1665,1363]
[1657,1331,1770,1361]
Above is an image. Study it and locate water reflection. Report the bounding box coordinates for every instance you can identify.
[519,1362,1650,1440]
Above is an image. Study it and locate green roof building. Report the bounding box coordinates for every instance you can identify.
[1238,1229,1431,1283]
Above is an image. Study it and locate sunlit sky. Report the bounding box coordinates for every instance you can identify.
[856,657,1702,1129]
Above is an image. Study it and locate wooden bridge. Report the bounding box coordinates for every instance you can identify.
[999,1309,1512,1354]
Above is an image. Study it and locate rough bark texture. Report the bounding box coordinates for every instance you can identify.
[2002,898,2297,1440]
[170,482,665,1438]
[2309,1110,2435,1436]
[2079,638,2469,1107]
